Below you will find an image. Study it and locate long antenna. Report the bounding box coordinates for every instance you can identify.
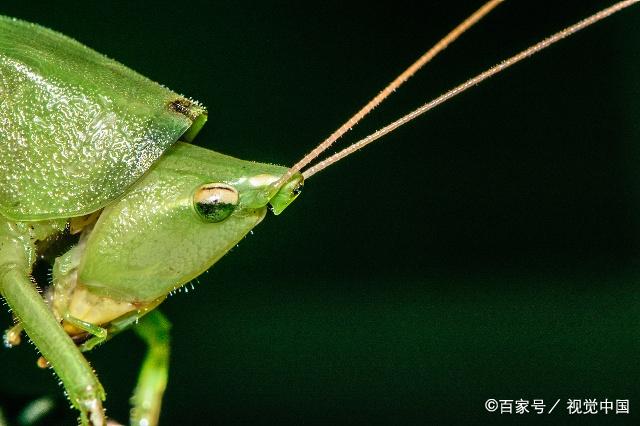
[301,0,639,179]
[273,0,505,189]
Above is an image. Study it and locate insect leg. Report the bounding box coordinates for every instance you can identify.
[63,313,108,339]
[77,298,166,353]
[0,267,106,426]
[130,310,171,426]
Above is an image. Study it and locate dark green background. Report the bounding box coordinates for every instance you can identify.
[1,1,639,424]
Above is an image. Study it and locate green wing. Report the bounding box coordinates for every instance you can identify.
[0,16,207,220]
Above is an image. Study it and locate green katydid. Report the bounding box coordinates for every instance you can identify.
[0,1,637,425]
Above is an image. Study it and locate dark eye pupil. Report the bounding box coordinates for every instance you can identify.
[195,200,235,222]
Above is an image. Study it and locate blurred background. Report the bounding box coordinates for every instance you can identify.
[0,0,639,424]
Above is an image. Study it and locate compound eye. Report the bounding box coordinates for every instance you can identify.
[193,183,239,222]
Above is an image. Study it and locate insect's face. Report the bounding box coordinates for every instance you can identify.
[75,142,303,303]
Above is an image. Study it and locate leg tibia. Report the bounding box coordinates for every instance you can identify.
[0,268,105,426]
[130,310,171,426]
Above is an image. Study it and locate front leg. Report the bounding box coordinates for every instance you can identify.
[0,267,106,426]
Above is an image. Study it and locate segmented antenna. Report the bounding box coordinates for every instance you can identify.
[273,0,505,189]
[302,0,639,179]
